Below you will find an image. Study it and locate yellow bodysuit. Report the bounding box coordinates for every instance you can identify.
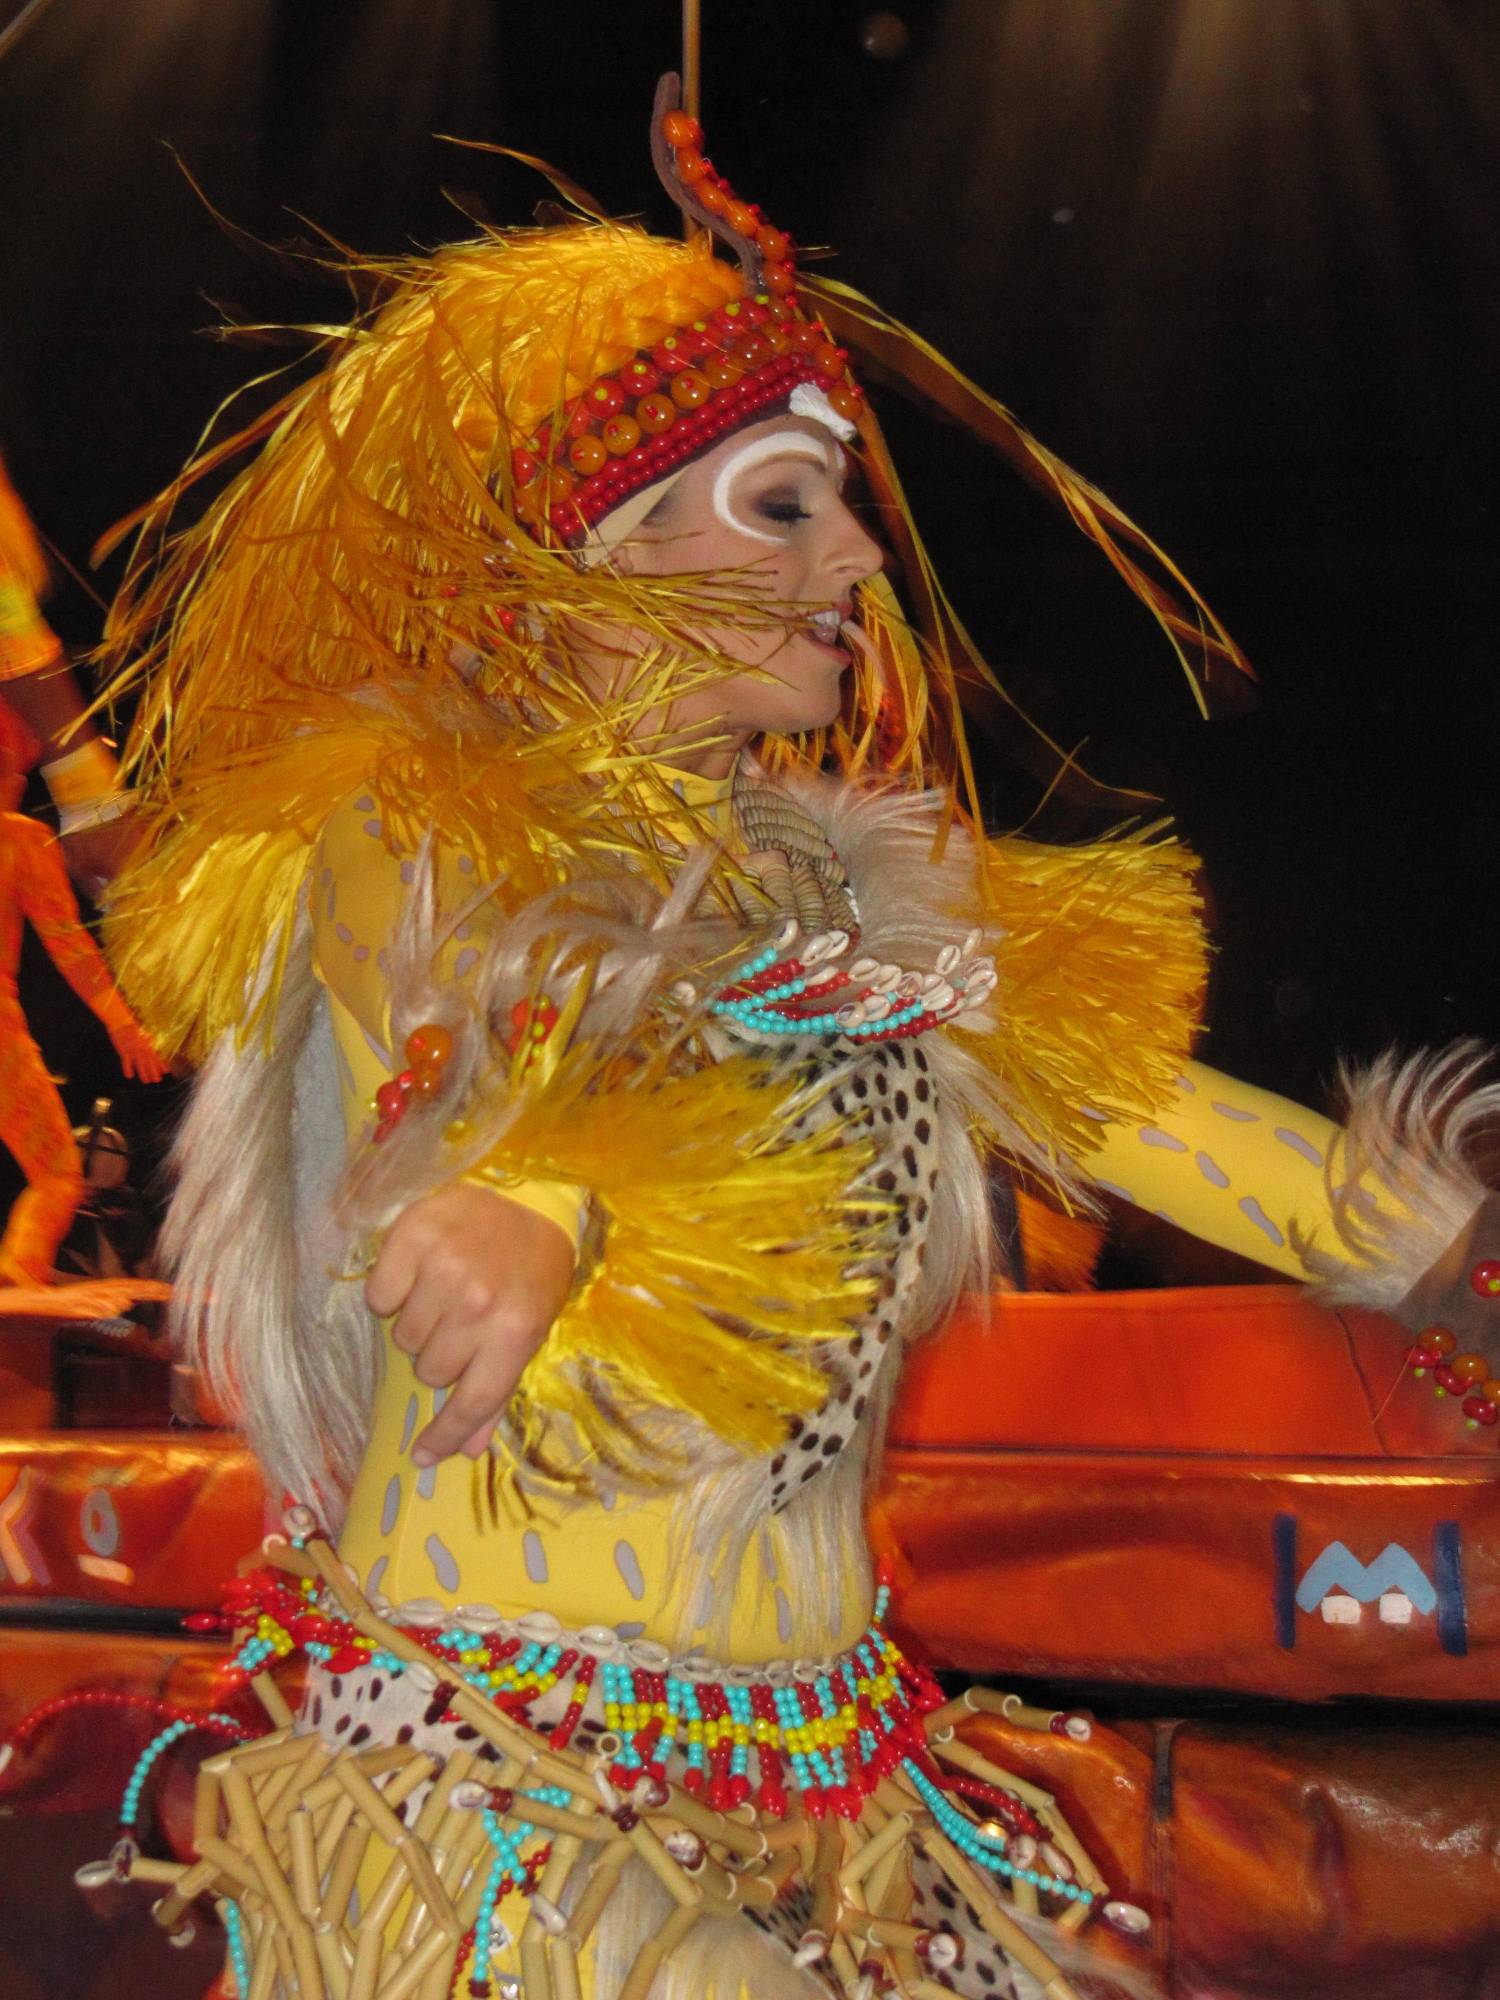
[316,777,1350,1668]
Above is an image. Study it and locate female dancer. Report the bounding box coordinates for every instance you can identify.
[95,84,1498,2000]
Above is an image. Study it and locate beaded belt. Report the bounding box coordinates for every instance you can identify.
[198,1553,1096,1906]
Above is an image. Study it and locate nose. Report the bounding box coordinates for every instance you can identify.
[822,494,883,593]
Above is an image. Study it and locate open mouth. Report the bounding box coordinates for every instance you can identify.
[803,603,854,656]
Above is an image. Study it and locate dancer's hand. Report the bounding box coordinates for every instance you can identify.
[365,1183,574,1466]
[108,1017,165,1084]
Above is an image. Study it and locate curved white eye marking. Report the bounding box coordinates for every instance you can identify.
[711,435,833,545]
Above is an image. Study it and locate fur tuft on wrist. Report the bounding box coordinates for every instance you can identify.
[1298,1041,1500,1311]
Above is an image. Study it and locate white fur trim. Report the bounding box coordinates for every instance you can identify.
[1298,1041,1499,1310]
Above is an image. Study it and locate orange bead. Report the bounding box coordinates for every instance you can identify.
[1423,1326,1457,1357]
[828,382,863,420]
[726,200,758,237]
[545,466,576,499]
[1481,1379,1500,1404]
[635,393,677,434]
[670,369,710,409]
[727,331,772,371]
[701,354,742,391]
[811,342,845,379]
[662,110,702,149]
[764,325,793,356]
[601,414,641,456]
[1451,1352,1490,1385]
[696,181,727,216]
[674,147,708,184]
[404,1023,453,1068]
[764,264,797,297]
[569,435,608,475]
[756,225,790,262]
[409,1062,443,1098]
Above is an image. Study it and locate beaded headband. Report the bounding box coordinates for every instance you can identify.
[514,75,864,550]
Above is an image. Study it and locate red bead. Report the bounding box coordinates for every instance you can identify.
[587,379,627,418]
[374,1080,406,1123]
[1470,1259,1500,1299]
[1421,1325,1457,1356]
[1435,1363,1465,1394]
[511,448,540,487]
[1463,1395,1500,1426]
[621,360,661,396]
[651,337,690,373]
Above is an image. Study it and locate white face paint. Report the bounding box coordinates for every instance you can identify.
[710,432,838,546]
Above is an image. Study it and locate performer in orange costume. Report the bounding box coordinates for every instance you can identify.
[0,701,161,1286]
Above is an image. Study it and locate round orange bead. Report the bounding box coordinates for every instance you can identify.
[756,225,790,262]
[662,110,702,149]
[674,147,707,184]
[764,264,797,297]
[726,200,759,237]
[696,182,727,216]
[811,342,845,379]
[634,393,677,434]
[701,354,742,391]
[568,435,607,476]
[670,369,710,409]
[404,1023,453,1068]
[1423,1326,1458,1357]
[828,382,863,420]
[728,332,772,371]
[1451,1352,1490,1385]
[601,414,642,456]
[1481,1380,1500,1405]
[764,325,793,356]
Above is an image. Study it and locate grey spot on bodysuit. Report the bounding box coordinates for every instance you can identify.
[399,1394,419,1453]
[1238,1196,1286,1246]
[366,1554,389,1598]
[363,818,383,838]
[613,1541,646,1601]
[1275,1126,1324,1167]
[1211,1100,1259,1123]
[400,860,416,886]
[433,1386,449,1414]
[1176,1072,1197,1093]
[615,1621,645,1640]
[380,1475,402,1536]
[416,1460,437,1501]
[361,1025,392,1066]
[1195,1150,1230,1188]
[759,1529,777,1580]
[1091,1180,1134,1203]
[354,796,375,813]
[1139,1126,1188,1152]
[522,1531,549,1585]
[336,922,353,945]
[774,1588,793,1644]
[353,944,369,962]
[454,948,479,978]
[425,1534,460,1593]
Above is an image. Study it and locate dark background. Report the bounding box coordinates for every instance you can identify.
[1,0,1497,1231]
